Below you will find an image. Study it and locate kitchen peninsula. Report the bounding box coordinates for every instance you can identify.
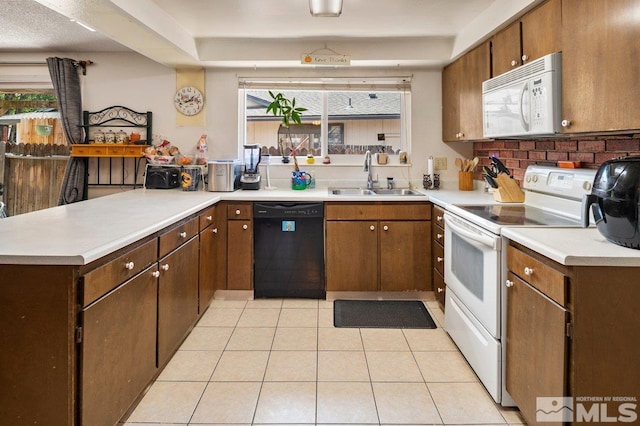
[2,186,640,426]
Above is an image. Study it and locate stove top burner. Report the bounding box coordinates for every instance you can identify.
[456,204,581,226]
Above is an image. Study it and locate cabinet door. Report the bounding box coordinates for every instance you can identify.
[562,0,640,133]
[158,237,199,366]
[81,265,158,426]
[506,272,567,426]
[380,221,430,291]
[492,21,521,76]
[227,219,253,290]
[199,223,218,314]
[459,42,490,141]
[326,221,378,291]
[442,58,463,142]
[521,0,561,65]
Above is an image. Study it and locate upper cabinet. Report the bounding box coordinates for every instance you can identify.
[491,0,562,76]
[561,0,640,133]
[442,42,490,142]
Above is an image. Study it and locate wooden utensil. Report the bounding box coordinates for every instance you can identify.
[455,157,463,171]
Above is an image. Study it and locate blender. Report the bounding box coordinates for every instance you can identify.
[240,144,262,190]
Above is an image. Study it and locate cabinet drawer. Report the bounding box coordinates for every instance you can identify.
[433,205,445,228]
[325,202,430,220]
[198,206,216,231]
[107,146,125,156]
[433,240,444,276]
[82,238,157,306]
[72,145,108,156]
[123,145,147,156]
[434,268,446,309]
[432,222,445,246]
[227,202,252,220]
[159,216,199,258]
[507,245,566,306]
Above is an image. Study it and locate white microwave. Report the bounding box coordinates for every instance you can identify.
[482,52,562,138]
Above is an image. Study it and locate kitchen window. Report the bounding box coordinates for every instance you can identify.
[239,77,411,161]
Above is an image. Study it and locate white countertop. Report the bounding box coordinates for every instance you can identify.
[0,184,449,265]
[502,227,640,267]
[6,182,637,268]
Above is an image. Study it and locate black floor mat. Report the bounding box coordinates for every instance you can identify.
[333,300,437,329]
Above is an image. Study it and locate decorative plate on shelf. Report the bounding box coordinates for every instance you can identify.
[174,86,204,116]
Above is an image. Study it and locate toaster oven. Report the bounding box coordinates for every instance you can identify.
[144,167,180,189]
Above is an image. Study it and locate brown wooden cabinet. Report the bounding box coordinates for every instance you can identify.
[198,205,226,314]
[442,42,490,142]
[562,0,640,133]
[491,0,561,76]
[325,202,431,292]
[431,205,446,310]
[157,222,199,366]
[226,202,253,290]
[80,264,158,426]
[505,243,640,425]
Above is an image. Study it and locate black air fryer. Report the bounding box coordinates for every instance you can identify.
[582,156,640,249]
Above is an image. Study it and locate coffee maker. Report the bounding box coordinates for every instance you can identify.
[240,144,262,190]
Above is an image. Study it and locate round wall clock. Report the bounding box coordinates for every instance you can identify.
[174,86,204,116]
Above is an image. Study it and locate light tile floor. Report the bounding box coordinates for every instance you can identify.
[123,296,526,426]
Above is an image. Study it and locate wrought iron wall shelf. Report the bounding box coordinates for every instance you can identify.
[75,106,152,192]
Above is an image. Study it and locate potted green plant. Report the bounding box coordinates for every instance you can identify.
[266,91,307,170]
[376,145,388,165]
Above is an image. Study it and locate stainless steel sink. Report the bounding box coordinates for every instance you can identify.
[373,188,424,196]
[329,188,375,196]
[328,187,424,196]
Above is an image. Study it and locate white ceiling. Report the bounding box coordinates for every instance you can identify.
[0,0,541,69]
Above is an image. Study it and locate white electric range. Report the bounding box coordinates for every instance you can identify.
[442,165,596,406]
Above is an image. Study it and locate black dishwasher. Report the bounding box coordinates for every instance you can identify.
[253,202,325,299]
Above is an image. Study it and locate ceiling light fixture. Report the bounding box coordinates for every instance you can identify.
[309,0,343,17]
[70,19,96,32]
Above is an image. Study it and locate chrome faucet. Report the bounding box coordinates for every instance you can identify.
[364,150,378,189]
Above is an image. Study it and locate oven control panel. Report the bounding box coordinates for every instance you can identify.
[523,166,596,199]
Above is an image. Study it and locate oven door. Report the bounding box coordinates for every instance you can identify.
[443,212,501,338]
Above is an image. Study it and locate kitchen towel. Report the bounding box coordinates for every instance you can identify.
[333,300,436,329]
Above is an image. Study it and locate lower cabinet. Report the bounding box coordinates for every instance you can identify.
[325,202,431,292]
[432,205,446,309]
[226,202,253,290]
[157,236,199,366]
[505,243,640,425]
[198,205,225,314]
[80,265,158,426]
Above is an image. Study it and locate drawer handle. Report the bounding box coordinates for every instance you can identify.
[506,279,514,288]
[152,271,160,278]
[437,233,443,239]
[383,225,389,231]
[436,215,443,221]
[125,261,135,270]
[242,224,248,230]
[235,209,241,215]
[370,225,375,231]
[524,267,534,276]
[212,227,218,234]
[161,264,170,271]
[179,231,187,238]
[437,287,443,293]
[437,257,443,263]
[206,215,213,221]
[510,59,518,67]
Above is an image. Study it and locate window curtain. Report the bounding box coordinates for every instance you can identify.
[46,57,86,205]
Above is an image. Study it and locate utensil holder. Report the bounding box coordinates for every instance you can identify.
[458,171,474,191]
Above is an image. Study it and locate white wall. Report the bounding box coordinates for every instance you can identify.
[6,51,473,190]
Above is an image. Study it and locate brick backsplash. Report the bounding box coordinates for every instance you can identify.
[473,135,640,185]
